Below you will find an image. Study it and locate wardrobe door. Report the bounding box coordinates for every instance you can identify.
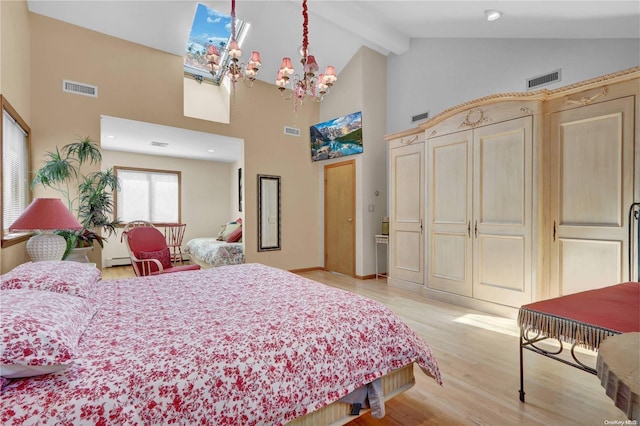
[389,141,425,285]
[549,96,635,296]
[427,130,473,296]
[472,116,533,307]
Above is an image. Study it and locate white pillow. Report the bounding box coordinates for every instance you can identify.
[0,260,101,298]
[0,289,97,378]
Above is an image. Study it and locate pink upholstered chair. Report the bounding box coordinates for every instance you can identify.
[122,225,200,277]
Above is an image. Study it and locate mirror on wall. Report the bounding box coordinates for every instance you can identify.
[258,174,281,251]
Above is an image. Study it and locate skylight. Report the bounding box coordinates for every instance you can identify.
[184,3,248,85]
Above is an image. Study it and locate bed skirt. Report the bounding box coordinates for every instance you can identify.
[288,363,416,426]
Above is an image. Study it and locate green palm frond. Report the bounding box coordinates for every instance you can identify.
[63,136,102,166]
[32,136,120,247]
[31,147,77,188]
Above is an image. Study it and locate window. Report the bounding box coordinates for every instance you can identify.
[115,167,181,224]
[1,96,31,247]
[184,3,250,85]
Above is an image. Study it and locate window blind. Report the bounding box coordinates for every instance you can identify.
[2,109,29,234]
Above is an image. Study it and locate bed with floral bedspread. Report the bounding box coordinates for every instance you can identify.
[184,237,244,267]
[0,262,441,425]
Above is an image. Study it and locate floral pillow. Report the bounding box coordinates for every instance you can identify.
[138,248,172,274]
[0,289,97,378]
[0,261,101,298]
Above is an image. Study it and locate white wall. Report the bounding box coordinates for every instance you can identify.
[387,38,640,134]
[101,149,235,265]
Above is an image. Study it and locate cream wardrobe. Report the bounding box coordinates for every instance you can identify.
[386,67,640,312]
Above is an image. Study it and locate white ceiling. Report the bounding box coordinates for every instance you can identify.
[28,1,640,161]
[100,116,243,162]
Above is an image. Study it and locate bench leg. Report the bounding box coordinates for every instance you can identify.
[519,328,526,402]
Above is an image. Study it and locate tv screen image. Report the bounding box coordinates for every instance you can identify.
[309,111,363,162]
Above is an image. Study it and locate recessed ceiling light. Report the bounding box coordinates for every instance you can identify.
[105,135,117,139]
[485,10,502,22]
[208,149,216,153]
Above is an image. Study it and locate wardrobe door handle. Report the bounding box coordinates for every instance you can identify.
[468,221,471,238]
[553,221,556,242]
[474,221,478,238]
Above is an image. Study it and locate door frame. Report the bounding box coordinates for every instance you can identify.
[324,160,356,276]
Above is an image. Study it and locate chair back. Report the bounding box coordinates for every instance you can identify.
[124,226,167,257]
[123,220,154,232]
[122,226,170,276]
[164,223,186,247]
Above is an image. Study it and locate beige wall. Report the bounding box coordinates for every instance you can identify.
[229,158,244,222]
[1,0,32,273]
[2,10,323,271]
[101,150,237,265]
[315,46,387,277]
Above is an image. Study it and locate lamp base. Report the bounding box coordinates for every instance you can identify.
[26,232,67,262]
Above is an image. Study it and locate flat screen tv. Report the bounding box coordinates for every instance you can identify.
[309,111,363,162]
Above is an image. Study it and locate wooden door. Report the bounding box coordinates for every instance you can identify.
[549,97,635,296]
[389,142,424,284]
[324,160,355,276]
[472,116,533,307]
[427,131,472,296]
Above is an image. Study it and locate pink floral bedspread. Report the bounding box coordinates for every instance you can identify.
[1,263,441,425]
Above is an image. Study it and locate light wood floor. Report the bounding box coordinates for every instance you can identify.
[101,266,629,426]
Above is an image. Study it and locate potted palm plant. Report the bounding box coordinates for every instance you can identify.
[31,136,120,261]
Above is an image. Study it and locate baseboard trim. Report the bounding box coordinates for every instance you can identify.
[289,266,324,273]
[422,287,519,319]
[387,277,518,319]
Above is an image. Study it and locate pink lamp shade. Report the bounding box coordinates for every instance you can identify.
[228,40,242,59]
[279,57,294,75]
[9,198,82,232]
[249,51,262,67]
[304,55,319,74]
[9,198,82,262]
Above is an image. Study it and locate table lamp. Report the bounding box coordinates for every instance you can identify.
[9,198,83,262]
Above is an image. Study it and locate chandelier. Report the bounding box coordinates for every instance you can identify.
[204,0,261,92]
[275,0,337,111]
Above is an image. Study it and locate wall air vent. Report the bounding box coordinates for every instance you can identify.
[526,69,561,90]
[411,111,430,123]
[150,141,169,147]
[62,79,98,98]
[284,126,301,137]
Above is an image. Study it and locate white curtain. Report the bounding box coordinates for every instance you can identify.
[117,169,179,223]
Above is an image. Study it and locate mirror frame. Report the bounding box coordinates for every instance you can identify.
[257,174,281,252]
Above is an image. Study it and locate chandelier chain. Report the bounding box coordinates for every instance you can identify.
[302,0,309,60]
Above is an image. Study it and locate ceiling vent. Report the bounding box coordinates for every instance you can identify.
[62,79,98,98]
[150,141,169,147]
[284,126,301,137]
[526,69,561,90]
[411,111,430,123]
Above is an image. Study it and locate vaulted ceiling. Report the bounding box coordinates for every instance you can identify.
[26,1,640,161]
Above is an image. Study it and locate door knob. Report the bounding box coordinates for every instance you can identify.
[347,218,353,222]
